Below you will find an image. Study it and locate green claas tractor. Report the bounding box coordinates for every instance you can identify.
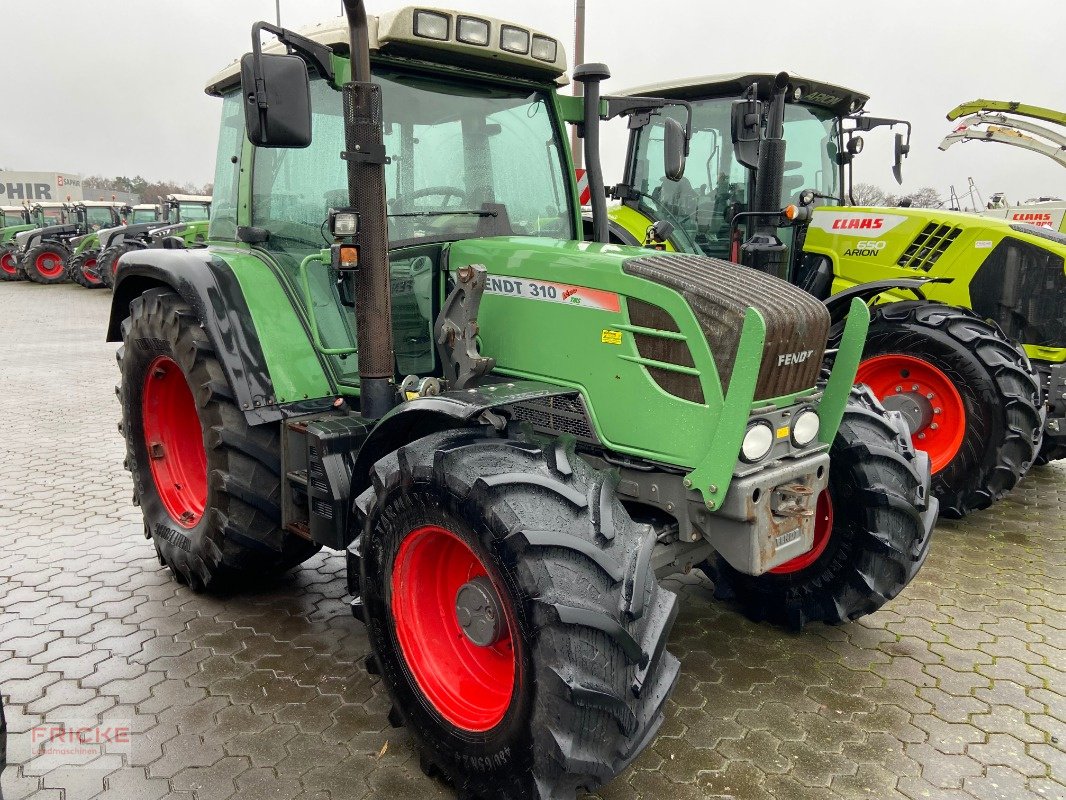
[14,200,127,284]
[0,202,68,281]
[107,8,934,797]
[96,194,212,288]
[607,72,1047,517]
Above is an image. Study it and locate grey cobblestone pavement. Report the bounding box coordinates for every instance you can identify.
[0,282,1063,800]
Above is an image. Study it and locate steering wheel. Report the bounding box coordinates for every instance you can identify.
[393,185,472,212]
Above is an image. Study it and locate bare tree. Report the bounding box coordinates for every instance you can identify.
[850,182,887,207]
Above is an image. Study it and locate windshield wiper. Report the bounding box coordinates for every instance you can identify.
[387,210,498,218]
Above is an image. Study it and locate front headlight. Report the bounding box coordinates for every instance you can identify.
[791,409,820,447]
[740,421,775,463]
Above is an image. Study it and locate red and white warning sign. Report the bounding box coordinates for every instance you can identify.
[576,168,591,206]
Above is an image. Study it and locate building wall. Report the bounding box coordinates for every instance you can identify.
[0,171,85,203]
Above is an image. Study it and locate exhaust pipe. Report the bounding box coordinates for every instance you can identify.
[743,71,790,279]
[573,63,611,244]
[342,0,394,418]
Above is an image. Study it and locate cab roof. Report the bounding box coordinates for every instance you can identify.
[132,203,158,210]
[621,72,869,117]
[77,200,127,208]
[1,205,25,212]
[166,194,212,204]
[205,7,568,95]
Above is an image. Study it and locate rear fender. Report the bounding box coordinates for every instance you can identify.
[108,248,321,424]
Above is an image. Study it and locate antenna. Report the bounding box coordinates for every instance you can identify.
[275,0,281,27]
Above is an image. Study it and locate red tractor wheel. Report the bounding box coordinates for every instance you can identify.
[118,287,320,589]
[357,429,679,799]
[858,301,1042,518]
[0,246,22,281]
[68,250,106,289]
[22,243,71,284]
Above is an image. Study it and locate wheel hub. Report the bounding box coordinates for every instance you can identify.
[455,576,504,647]
[881,389,935,434]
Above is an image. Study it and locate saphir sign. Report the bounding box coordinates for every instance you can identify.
[0,172,84,203]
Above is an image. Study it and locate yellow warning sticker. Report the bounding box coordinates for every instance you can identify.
[776,426,790,439]
[601,329,623,345]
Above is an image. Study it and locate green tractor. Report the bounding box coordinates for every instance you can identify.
[67,204,163,288]
[606,72,1047,517]
[107,8,934,797]
[14,200,127,284]
[95,194,212,288]
[0,202,68,281]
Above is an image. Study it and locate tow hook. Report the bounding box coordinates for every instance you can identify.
[771,483,816,517]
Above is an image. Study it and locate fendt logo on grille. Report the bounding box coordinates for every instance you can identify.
[778,349,816,367]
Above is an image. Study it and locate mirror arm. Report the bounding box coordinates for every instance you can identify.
[603,96,694,155]
[250,20,337,87]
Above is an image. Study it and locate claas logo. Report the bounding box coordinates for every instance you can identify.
[831,217,884,230]
[1011,212,1053,225]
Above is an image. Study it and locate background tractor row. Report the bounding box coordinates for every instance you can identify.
[7,200,127,284]
[603,72,1051,518]
[105,5,934,799]
[0,202,67,280]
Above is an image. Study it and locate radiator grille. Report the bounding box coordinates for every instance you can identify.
[623,254,829,401]
[627,298,704,403]
[897,223,962,270]
[508,394,599,443]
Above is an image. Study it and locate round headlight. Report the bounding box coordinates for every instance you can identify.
[741,422,775,463]
[792,409,820,447]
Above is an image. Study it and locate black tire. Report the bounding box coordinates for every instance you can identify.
[99,242,142,290]
[707,386,935,629]
[1032,363,1066,466]
[68,249,107,289]
[357,429,679,799]
[22,242,71,284]
[118,287,320,590]
[858,301,1042,518]
[0,245,23,282]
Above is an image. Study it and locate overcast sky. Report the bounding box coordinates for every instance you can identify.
[3,0,1064,206]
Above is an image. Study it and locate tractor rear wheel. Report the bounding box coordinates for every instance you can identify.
[855,301,1041,518]
[357,429,679,799]
[68,250,106,289]
[0,246,22,281]
[706,386,934,629]
[22,242,71,284]
[118,287,320,590]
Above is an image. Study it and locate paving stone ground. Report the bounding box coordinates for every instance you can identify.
[0,282,1063,800]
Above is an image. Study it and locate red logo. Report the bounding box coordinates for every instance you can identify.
[1011,212,1053,222]
[831,217,884,230]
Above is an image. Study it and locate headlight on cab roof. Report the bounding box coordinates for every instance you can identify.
[531,35,558,62]
[791,408,820,447]
[500,25,530,54]
[413,10,449,41]
[740,421,775,463]
[457,16,490,46]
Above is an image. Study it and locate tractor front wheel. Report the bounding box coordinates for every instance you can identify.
[856,301,1042,518]
[68,250,106,289]
[0,246,22,281]
[357,429,679,799]
[118,287,320,590]
[99,243,142,289]
[22,242,71,284]
[707,386,935,629]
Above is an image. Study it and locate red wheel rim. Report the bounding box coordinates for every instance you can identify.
[856,354,966,473]
[391,525,516,732]
[35,251,65,278]
[0,251,16,274]
[141,356,207,528]
[82,256,101,285]
[770,489,833,574]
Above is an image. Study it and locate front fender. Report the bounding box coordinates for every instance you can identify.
[109,248,321,424]
[824,277,951,326]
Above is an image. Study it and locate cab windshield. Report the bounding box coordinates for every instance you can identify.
[84,206,115,228]
[177,203,210,222]
[2,211,25,226]
[251,68,574,258]
[130,208,158,224]
[630,97,840,259]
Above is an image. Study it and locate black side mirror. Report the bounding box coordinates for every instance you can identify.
[892,132,910,185]
[730,93,763,171]
[240,51,312,148]
[663,117,687,181]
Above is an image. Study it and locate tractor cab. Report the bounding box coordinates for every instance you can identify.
[128,203,162,225]
[162,194,212,223]
[75,200,126,232]
[1,206,30,229]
